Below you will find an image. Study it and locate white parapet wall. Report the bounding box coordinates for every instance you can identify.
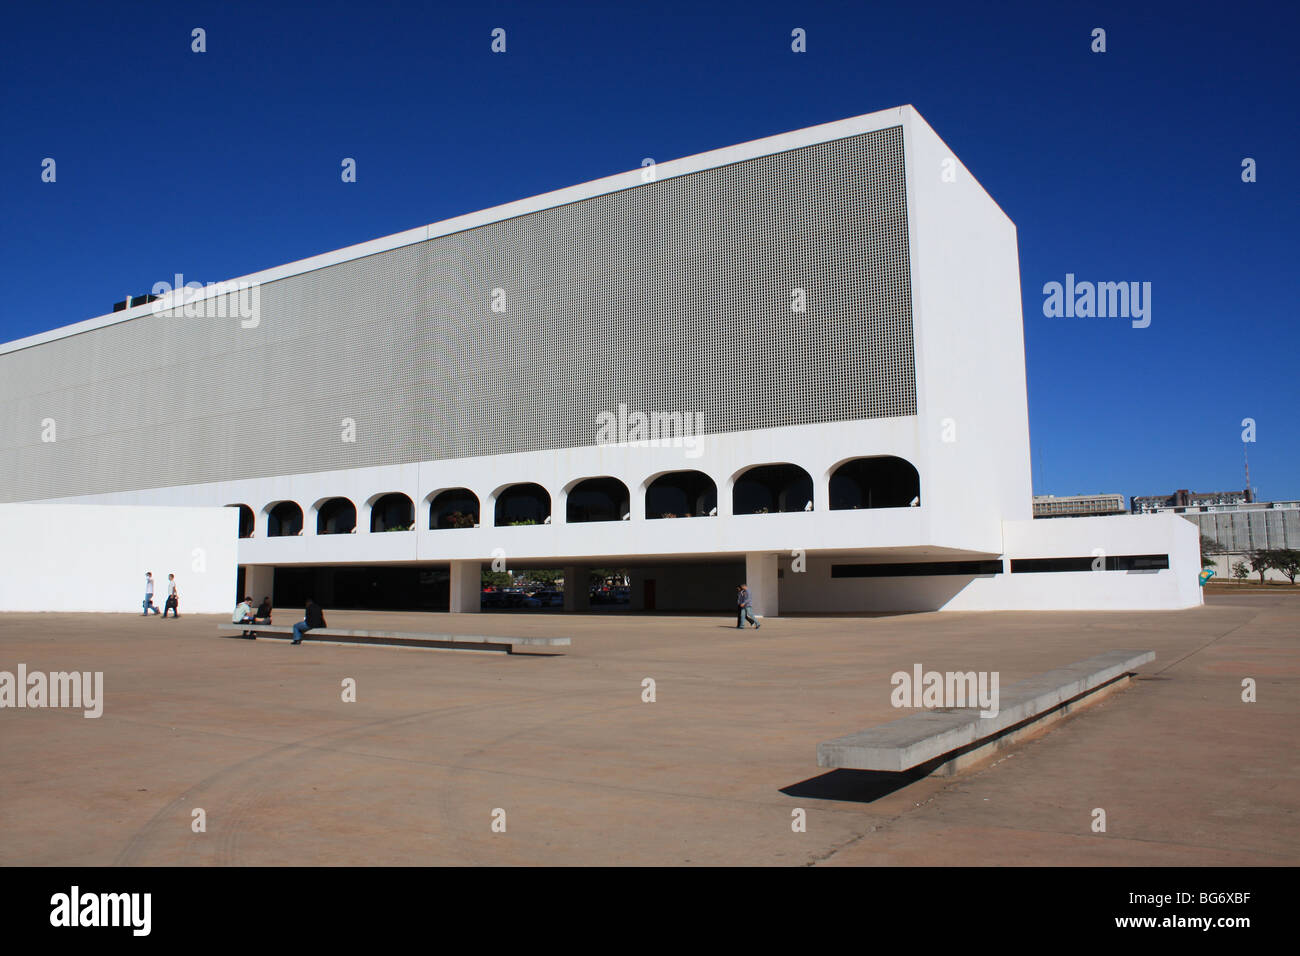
[954,512,1203,611]
[779,512,1203,613]
[0,503,238,613]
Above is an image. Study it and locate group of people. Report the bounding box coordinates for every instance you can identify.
[233,596,274,637]
[144,571,321,646]
[142,572,180,618]
[234,595,325,645]
[158,568,755,637]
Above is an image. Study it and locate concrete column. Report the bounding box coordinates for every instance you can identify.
[563,565,589,612]
[245,565,275,604]
[450,560,481,613]
[745,552,780,618]
[813,468,831,512]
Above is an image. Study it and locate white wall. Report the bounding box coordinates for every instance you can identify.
[778,514,1202,612]
[1203,551,1292,584]
[905,109,1034,555]
[968,513,1204,610]
[0,503,238,613]
[779,554,995,613]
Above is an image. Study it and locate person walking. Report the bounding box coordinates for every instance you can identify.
[162,574,180,618]
[736,584,760,629]
[291,597,326,645]
[142,572,160,616]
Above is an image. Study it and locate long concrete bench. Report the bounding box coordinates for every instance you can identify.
[817,649,1155,775]
[217,624,569,654]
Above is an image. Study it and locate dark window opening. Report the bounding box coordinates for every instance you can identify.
[370,493,414,532]
[733,463,813,515]
[495,483,551,526]
[1011,554,1170,573]
[832,560,1003,578]
[227,504,255,538]
[567,477,630,523]
[830,456,920,510]
[646,471,717,519]
[317,498,357,535]
[429,488,480,529]
[267,501,303,537]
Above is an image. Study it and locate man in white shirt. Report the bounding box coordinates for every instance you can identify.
[163,574,180,618]
[233,596,256,638]
[143,572,160,616]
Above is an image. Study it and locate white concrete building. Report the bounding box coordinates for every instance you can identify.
[0,106,1201,614]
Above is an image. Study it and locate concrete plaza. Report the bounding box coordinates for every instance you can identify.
[1,592,1295,866]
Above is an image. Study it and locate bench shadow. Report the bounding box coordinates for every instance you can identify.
[219,633,566,656]
[780,763,940,804]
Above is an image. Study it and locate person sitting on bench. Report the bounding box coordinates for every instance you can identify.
[253,596,273,624]
[292,598,326,645]
[233,596,257,638]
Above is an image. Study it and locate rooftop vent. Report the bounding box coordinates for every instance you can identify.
[112,293,161,312]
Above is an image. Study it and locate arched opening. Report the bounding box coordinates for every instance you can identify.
[494,483,551,526]
[829,456,921,509]
[732,463,813,515]
[226,503,254,538]
[316,497,357,534]
[370,493,414,532]
[429,488,480,529]
[566,477,630,523]
[646,471,717,519]
[267,501,304,537]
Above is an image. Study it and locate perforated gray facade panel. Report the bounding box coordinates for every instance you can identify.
[1198,510,1300,551]
[0,125,915,502]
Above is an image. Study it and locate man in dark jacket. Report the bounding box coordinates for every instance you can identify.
[253,597,272,624]
[291,598,326,645]
[736,584,760,629]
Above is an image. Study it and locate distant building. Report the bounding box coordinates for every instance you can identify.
[1131,488,1253,513]
[1033,494,1127,518]
[1126,498,1300,582]
[1167,500,1300,554]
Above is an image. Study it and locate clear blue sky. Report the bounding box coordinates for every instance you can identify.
[2,0,1295,501]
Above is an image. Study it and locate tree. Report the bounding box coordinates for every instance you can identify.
[481,569,510,589]
[589,567,628,586]
[1199,534,1225,568]
[1232,561,1249,583]
[1274,549,1300,585]
[1247,549,1274,585]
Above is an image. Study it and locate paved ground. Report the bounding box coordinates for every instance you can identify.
[1,593,1295,866]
